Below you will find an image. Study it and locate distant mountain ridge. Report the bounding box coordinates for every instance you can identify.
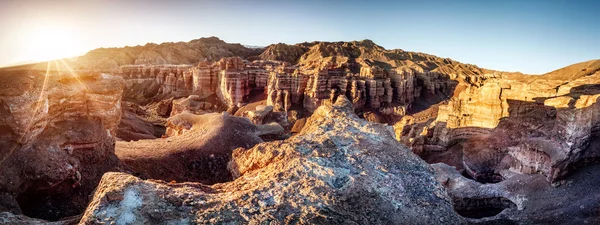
[73,37,262,70]
[5,36,600,82]
[72,37,495,77]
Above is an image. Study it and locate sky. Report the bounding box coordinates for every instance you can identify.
[0,0,598,74]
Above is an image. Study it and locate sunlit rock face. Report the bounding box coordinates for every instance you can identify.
[116,57,272,108]
[264,62,417,114]
[169,95,213,117]
[0,67,124,220]
[115,65,193,98]
[116,57,424,113]
[80,96,463,224]
[396,67,600,183]
[191,59,218,95]
[216,57,250,108]
[301,63,396,113]
[266,67,308,112]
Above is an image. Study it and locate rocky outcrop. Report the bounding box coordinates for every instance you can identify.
[234,102,290,139]
[215,57,250,107]
[80,97,463,224]
[116,57,271,108]
[190,60,218,95]
[238,105,274,125]
[396,63,600,183]
[118,64,194,98]
[0,66,124,220]
[433,163,600,224]
[116,102,164,141]
[169,95,214,116]
[450,77,600,182]
[265,65,307,111]
[116,112,264,184]
[155,97,173,117]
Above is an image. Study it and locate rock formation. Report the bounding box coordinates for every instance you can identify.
[116,102,165,141]
[116,112,266,184]
[155,97,173,117]
[169,95,214,116]
[79,97,463,224]
[95,38,493,114]
[395,60,600,183]
[433,163,600,224]
[215,57,250,107]
[0,66,124,220]
[238,105,274,125]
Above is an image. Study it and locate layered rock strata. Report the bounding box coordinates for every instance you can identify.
[117,64,194,96]
[0,66,124,220]
[115,57,465,114]
[396,69,600,183]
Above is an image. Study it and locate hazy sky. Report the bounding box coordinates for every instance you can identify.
[0,0,598,74]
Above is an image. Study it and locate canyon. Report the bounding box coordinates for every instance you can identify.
[0,37,599,224]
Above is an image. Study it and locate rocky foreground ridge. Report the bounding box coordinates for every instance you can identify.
[80,97,463,224]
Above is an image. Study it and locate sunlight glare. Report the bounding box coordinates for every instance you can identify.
[20,25,85,63]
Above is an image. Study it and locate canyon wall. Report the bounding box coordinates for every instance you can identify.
[396,70,600,182]
[0,68,124,220]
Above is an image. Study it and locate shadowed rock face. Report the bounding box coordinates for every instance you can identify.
[116,102,165,141]
[79,96,464,224]
[116,112,266,184]
[0,67,124,220]
[433,163,600,224]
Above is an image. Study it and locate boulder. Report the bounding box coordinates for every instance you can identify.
[170,95,212,116]
[245,105,273,125]
[290,118,307,133]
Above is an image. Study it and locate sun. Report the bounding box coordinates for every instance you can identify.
[20,25,86,63]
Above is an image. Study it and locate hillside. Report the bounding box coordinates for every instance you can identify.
[258,39,490,76]
[540,59,600,80]
[71,37,262,71]
[52,37,498,77]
